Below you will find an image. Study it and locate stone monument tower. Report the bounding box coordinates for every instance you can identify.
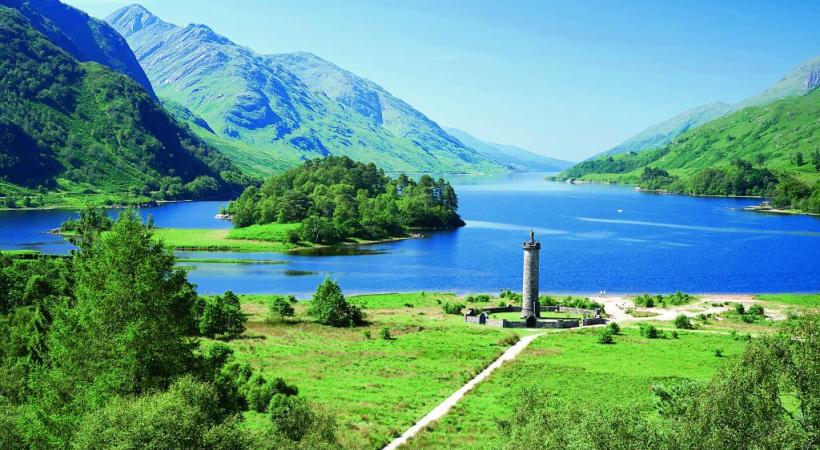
[522,230,541,318]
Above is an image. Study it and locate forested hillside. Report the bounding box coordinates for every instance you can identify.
[0,0,156,98]
[0,6,250,207]
[559,89,820,212]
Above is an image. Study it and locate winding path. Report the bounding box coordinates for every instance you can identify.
[382,332,544,450]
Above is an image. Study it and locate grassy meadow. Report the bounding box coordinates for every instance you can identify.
[152,223,301,252]
[220,292,531,449]
[404,325,750,449]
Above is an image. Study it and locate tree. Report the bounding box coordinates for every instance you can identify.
[29,210,199,444]
[199,291,246,338]
[795,151,805,166]
[307,279,363,327]
[71,376,248,449]
[755,153,766,167]
[673,314,694,329]
[268,296,295,322]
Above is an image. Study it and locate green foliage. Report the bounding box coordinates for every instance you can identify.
[227,156,464,243]
[197,291,246,339]
[268,296,296,322]
[597,329,615,344]
[442,302,465,315]
[242,373,299,413]
[0,7,248,205]
[71,376,246,450]
[673,314,694,330]
[307,278,363,327]
[268,394,338,445]
[634,291,695,308]
[379,327,392,341]
[497,333,520,347]
[606,322,621,334]
[639,323,663,339]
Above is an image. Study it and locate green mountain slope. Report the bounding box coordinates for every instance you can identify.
[443,127,573,172]
[596,102,731,157]
[0,6,247,206]
[559,89,820,212]
[0,0,156,99]
[587,56,819,160]
[106,5,502,175]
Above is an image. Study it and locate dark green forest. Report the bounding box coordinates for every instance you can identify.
[0,210,340,449]
[0,6,252,206]
[227,156,465,244]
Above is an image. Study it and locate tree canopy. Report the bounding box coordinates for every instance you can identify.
[227,156,464,244]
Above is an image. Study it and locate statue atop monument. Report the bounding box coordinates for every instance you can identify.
[529,229,535,242]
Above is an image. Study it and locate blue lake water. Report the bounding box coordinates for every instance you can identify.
[1,173,818,295]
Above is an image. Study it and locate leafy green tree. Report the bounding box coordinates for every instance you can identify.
[199,291,246,338]
[307,279,363,327]
[71,376,246,450]
[29,210,198,444]
[673,314,694,329]
[268,296,295,322]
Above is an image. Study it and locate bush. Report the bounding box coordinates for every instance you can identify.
[674,314,694,329]
[442,302,465,315]
[671,330,679,339]
[307,278,364,327]
[268,296,295,322]
[606,322,621,334]
[741,314,755,323]
[243,373,299,413]
[639,323,663,339]
[598,329,615,344]
[714,349,723,357]
[734,303,746,315]
[363,330,371,339]
[379,327,392,340]
[748,304,765,316]
[497,334,520,346]
[467,294,491,303]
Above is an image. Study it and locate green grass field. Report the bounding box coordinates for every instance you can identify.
[405,325,749,449]
[223,293,528,449]
[153,224,301,252]
[755,293,820,308]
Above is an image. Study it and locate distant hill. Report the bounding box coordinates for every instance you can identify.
[443,127,573,172]
[558,88,819,212]
[0,0,155,99]
[733,56,820,110]
[596,102,731,158]
[106,5,502,175]
[587,56,819,160]
[0,5,247,206]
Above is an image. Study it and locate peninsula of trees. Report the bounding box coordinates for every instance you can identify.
[226,156,465,244]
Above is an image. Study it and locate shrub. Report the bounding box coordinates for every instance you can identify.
[714,349,723,357]
[363,330,371,340]
[748,304,765,316]
[403,302,413,308]
[734,303,746,315]
[598,329,615,344]
[639,323,662,339]
[497,334,520,346]
[307,278,364,327]
[442,302,465,315]
[671,330,679,339]
[243,373,299,413]
[467,294,491,303]
[741,314,754,323]
[673,314,694,329]
[606,322,621,334]
[379,327,392,340]
[268,296,295,322]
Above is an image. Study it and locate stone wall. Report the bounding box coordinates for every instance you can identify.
[583,317,606,326]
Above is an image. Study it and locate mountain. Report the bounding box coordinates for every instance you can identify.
[443,127,573,172]
[0,5,247,205]
[106,5,501,175]
[560,88,819,184]
[733,56,820,110]
[0,0,155,99]
[596,102,732,158]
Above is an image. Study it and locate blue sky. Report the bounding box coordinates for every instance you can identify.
[66,0,818,161]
